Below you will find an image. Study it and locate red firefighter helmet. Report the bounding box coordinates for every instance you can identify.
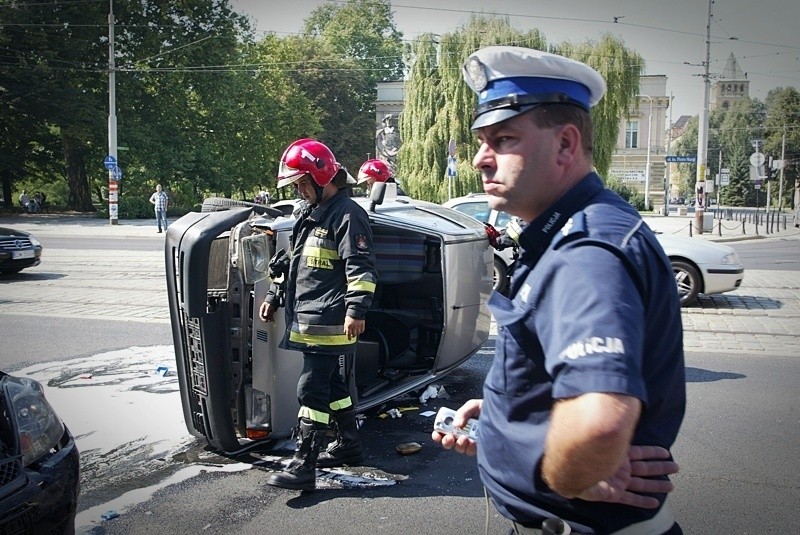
[277,138,341,188]
[357,159,391,184]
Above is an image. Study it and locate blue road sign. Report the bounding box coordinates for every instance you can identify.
[112,166,123,181]
[104,155,117,170]
[665,155,697,163]
[447,156,457,177]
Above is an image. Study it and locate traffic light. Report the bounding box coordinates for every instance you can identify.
[765,156,774,181]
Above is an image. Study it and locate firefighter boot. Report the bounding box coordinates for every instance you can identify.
[266,418,327,491]
[317,409,363,468]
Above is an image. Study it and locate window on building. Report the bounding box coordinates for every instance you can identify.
[625,120,639,148]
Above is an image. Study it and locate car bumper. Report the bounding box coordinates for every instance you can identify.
[702,266,744,295]
[0,250,42,271]
[0,426,80,533]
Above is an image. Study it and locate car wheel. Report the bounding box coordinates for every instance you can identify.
[672,260,700,306]
[493,257,509,295]
[201,197,281,217]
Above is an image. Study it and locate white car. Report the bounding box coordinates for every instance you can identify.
[444,193,744,306]
[166,184,493,452]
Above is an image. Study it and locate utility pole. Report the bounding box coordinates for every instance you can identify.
[108,0,118,225]
[694,0,713,234]
[641,95,654,210]
[717,149,722,209]
[664,92,673,217]
[778,124,786,213]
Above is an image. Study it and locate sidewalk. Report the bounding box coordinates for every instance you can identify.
[0,213,166,239]
[642,212,800,243]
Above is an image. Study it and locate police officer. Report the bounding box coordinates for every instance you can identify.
[357,158,406,196]
[433,47,686,534]
[259,138,377,490]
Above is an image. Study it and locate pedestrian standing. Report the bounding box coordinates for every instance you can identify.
[19,190,30,212]
[259,139,377,491]
[149,184,169,233]
[433,46,686,534]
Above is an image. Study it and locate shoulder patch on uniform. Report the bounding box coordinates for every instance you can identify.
[355,234,369,251]
[552,213,588,249]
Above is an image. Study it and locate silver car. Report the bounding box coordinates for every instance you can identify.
[165,184,492,452]
[444,193,744,306]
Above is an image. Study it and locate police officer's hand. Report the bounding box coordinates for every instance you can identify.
[344,316,365,340]
[576,445,679,508]
[259,301,276,323]
[432,398,481,457]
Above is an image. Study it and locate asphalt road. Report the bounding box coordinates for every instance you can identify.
[1,218,799,534]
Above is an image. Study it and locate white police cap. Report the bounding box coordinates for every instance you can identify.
[463,46,606,129]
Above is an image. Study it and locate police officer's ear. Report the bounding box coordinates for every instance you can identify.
[555,124,581,164]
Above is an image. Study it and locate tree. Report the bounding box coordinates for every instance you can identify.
[0,0,109,210]
[397,16,643,203]
[764,87,800,210]
[717,98,765,207]
[296,0,405,170]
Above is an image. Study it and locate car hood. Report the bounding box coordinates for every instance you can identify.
[0,226,33,239]
[655,233,738,260]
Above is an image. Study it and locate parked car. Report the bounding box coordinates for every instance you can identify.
[444,193,744,306]
[442,194,518,294]
[0,371,80,533]
[165,183,493,453]
[0,226,42,275]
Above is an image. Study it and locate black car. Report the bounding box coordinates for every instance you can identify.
[0,371,80,534]
[0,227,42,275]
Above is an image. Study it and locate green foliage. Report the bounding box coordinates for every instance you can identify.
[397,17,643,203]
[764,87,800,209]
[556,35,644,176]
[604,175,634,201]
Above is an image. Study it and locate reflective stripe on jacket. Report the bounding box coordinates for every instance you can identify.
[267,190,377,355]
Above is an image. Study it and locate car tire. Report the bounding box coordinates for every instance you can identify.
[493,257,509,295]
[201,197,281,217]
[672,260,701,307]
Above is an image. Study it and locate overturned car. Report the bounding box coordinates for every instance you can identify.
[165,185,493,453]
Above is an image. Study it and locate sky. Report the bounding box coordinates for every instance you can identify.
[229,0,799,122]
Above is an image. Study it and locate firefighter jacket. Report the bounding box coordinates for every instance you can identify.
[265,189,377,355]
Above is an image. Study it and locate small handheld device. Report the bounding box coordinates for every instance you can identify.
[433,407,479,441]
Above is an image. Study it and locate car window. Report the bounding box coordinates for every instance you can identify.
[449,202,490,223]
[494,210,512,229]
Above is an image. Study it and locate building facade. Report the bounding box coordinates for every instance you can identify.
[609,75,669,207]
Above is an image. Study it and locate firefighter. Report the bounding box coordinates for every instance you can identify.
[259,139,377,490]
[357,158,406,196]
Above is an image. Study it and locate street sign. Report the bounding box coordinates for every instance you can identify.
[104,155,117,170]
[665,155,697,163]
[448,139,456,158]
[720,167,730,186]
[749,152,765,167]
[447,156,457,177]
[111,166,123,181]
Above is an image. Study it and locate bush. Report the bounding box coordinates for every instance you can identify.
[628,192,652,212]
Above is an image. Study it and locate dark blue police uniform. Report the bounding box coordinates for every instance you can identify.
[478,173,686,534]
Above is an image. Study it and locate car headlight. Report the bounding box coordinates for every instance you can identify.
[28,236,42,247]
[4,376,65,466]
[721,252,738,265]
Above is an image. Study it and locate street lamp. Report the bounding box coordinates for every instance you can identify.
[637,94,654,209]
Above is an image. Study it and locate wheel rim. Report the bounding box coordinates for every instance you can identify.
[674,267,694,303]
